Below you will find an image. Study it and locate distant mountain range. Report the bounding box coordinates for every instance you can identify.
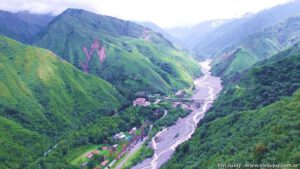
[138,21,186,48]
[166,19,231,50]
[212,15,300,84]
[162,1,300,168]
[164,0,300,84]
[0,10,53,43]
[163,35,300,169]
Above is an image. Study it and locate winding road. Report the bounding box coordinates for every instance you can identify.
[132,60,222,169]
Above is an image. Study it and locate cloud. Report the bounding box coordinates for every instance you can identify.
[0,0,293,27]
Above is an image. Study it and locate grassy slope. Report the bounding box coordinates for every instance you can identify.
[211,16,300,83]
[162,49,300,169]
[0,35,124,168]
[207,54,300,123]
[211,48,258,82]
[34,9,201,98]
[0,117,50,169]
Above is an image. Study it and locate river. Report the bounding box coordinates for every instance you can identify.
[131,60,222,169]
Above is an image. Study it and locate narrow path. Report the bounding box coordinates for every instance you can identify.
[132,60,222,169]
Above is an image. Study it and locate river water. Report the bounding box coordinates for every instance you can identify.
[131,60,222,169]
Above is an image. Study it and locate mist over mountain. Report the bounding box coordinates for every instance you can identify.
[212,15,300,84]
[192,0,300,57]
[166,19,232,49]
[0,10,54,43]
[138,21,186,48]
[15,11,54,27]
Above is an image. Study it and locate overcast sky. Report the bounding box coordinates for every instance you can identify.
[0,0,294,28]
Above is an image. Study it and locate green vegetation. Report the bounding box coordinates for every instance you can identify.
[0,33,198,168]
[0,35,124,168]
[163,47,300,169]
[121,145,153,169]
[163,89,300,169]
[32,101,188,168]
[0,10,43,43]
[206,53,300,123]
[211,48,258,83]
[67,144,99,166]
[0,117,49,169]
[33,9,201,98]
[211,16,300,83]
[111,101,191,169]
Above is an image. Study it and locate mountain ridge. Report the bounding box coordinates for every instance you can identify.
[33,8,201,98]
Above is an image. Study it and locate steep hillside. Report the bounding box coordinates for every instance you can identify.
[15,11,54,27]
[194,0,300,57]
[0,35,124,168]
[163,90,300,169]
[0,117,50,169]
[162,47,300,169]
[0,10,41,43]
[0,10,53,43]
[33,9,201,98]
[212,15,300,83]
[0,35,123,135]
[206,50,300,123]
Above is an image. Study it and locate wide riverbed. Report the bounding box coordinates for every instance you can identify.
[132,60,222,169]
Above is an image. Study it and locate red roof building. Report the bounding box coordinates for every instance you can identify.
[133,98,150,106]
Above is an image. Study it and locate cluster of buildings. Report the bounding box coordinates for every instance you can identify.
[81,126,141,168]
[113,132,126,140]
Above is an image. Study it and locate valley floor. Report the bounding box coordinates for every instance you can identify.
[131,60,222,169]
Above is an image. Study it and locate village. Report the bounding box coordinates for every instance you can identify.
[76,90,197,169]
[78,125,146,169]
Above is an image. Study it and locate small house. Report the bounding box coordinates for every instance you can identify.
[112,144,118,151]
[129,127,137,135]
[87,153,93,159]
[113,132,126,140]
[133,98,150,107]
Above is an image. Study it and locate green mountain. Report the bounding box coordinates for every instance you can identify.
[0,35,124,168]
[33,9,201,98]
[193,0,300,58]
[206,52,300,123]
[162,47,300,169]
[15,11,54,27]
[163,90,300,169]
[212,15,300,83]
[0,10,53,43]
